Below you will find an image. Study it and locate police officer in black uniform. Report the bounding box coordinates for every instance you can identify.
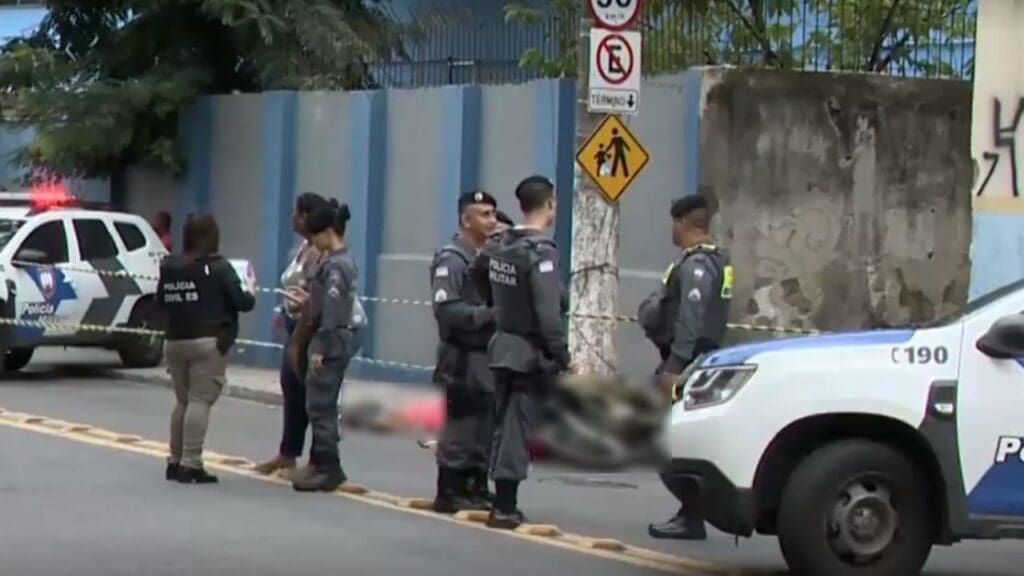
[470,175,568,530]
[644,194,733,540]
[430,190,500,513]
[159,213,256,483]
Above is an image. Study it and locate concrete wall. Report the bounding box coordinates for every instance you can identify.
[968,0,1024,299]
[698,68,973,332]
[118,69,972,382]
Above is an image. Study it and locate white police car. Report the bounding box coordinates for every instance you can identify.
[665,279,1024,576]
[0,190,167,370]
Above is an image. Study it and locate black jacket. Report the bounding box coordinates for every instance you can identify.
[157,254,256,353]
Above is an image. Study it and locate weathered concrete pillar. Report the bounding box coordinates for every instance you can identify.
[969,0,1024,298]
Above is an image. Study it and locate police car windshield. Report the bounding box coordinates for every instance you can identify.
[0,219,25,250]
[919,278,1024,328]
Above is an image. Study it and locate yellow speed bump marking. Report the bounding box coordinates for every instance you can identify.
[454,510,490,523]
[0,406,757,576]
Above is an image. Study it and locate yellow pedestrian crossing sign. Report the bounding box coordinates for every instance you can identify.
[576,114,649,203]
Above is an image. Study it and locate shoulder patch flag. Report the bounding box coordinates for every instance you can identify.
[538,260,554,273]
[435,266,449,278]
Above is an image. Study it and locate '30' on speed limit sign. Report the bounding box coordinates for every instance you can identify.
[588,0,643,30]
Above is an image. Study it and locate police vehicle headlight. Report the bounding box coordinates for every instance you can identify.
[680,365,756,411]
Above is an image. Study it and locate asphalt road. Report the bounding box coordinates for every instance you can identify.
[1,356,1022,576]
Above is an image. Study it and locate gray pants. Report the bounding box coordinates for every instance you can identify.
[437,351,495,471]
[306,357,348,472]
[489,369,542,482]
[166,338,227,469]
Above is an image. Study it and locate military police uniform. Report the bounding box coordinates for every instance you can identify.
[645,242,733,540]
[430,226,499,513]
[470,227,568,529]
[293,247,362,492]
[640,243,733,375]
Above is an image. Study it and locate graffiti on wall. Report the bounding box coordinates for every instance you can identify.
[975,96,1024,197]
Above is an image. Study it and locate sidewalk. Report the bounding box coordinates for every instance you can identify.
[34,348,444,434]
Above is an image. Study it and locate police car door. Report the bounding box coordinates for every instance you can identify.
[10,217,78,340]
[68,218,139,333]
[956,286,1024,518]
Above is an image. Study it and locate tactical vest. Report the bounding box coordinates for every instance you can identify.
[160,255,232,341]
[490,235,554,339]
[638,243,733,349]
[432,242,490,347]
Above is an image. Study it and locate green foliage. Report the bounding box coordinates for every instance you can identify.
[504,0,577,77]
[0,0,407,179]
[504,0,976,79]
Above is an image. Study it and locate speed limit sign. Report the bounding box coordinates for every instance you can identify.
[588,0,643,30]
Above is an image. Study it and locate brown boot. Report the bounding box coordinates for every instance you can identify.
[253,455,296,475]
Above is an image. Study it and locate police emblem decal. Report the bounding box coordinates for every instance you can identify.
[39,270,55,301]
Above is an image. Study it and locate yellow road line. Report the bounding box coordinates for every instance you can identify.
[0,406,773,576]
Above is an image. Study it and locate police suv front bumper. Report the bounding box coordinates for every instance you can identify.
[660,458,756,538]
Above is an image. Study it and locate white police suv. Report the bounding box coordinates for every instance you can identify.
[665,279,1024,576]
[0,190,167,371]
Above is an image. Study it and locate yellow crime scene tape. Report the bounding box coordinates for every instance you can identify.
[9,259,821,337]
[0,405,779,576]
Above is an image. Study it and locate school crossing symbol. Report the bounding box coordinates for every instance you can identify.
[575,114,649,203]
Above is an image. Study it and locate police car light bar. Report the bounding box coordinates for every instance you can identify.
[0,185,79,209]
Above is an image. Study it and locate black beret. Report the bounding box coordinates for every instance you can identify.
[670,194,709,219]
[458,190,497,212]
[495,210,514,226]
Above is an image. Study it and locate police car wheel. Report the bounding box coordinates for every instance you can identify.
[777,439,933,576]
[3,347,33,372]
[117,300,164,368]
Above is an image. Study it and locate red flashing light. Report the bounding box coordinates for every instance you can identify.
[29,180,76,208]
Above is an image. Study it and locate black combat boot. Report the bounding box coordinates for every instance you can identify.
[165,462,180,481]
[177,466,219,484]
[486,480,527,530]
[648,507,707,540]
[432,467,484,514]
[292,466,347,492]
[466,469,494,509]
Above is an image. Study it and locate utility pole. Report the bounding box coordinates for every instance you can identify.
[568,2,619,376]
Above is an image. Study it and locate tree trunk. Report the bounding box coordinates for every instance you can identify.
[568,2,619,376]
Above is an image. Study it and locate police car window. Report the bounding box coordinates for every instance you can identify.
[0,219,26,250]
[16,221,68,264]
[114,221,146,252]
[73,219,118,261]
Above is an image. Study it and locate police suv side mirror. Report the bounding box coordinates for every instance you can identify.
[976,314,1024,359]
[14,248,49,266]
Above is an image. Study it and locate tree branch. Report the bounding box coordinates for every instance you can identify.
[874,30,912,72]
[722,0,779,66]
[866,0,901,71]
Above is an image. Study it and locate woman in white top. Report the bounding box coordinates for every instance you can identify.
[254,192,329,476]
